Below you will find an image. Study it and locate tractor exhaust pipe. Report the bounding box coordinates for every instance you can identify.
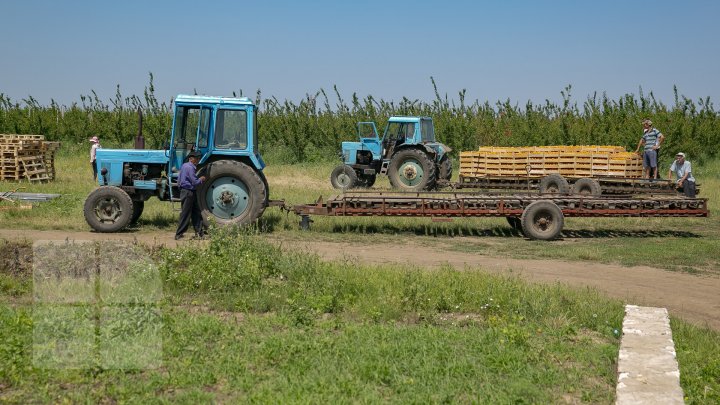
[134,107,145,149]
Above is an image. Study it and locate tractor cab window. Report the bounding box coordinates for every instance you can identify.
[174,106,211,149]
[215,109,248,149]
[420,119,435,142]
[384,122,415,144]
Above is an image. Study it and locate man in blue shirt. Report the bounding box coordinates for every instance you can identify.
[635,119,664,179]
[175,151,207,240]
[667,152,696,198]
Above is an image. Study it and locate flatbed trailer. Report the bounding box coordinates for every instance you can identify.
[292,191,709,240]
[452,175,682,195]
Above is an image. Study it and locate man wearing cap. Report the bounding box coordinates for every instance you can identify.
[635,119,664,179]
[175,151,207,240]
[668,152,696,198]
[89,136,101,180]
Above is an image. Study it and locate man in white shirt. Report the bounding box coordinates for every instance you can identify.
[89,136,101,180]
[667,152,696,198]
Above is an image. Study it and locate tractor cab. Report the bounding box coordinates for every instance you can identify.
[169,95,264,176]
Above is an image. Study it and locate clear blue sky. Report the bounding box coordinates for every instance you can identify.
[1,0,718,108]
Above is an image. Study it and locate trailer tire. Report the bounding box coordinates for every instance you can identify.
[130,201,144,224]
[506,216,521,230]
[388,149,437,191]
[572,178,602,196]
[539,174,570,194]
[520,200,564,240]
[198,160,267,226]
[438,155,453,181]
[84,186,134,232]
[330,165,358,189]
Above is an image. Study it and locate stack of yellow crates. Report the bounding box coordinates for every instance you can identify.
[459,145,643,179]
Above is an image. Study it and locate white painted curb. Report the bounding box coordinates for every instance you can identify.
[616,305,684,404]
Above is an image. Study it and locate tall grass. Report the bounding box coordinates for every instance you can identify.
[1,76,718,164]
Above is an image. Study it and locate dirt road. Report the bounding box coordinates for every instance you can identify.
[2,228,718,330]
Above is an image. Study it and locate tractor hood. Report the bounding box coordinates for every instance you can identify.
[96,149,169,164]
[95,149,169,186]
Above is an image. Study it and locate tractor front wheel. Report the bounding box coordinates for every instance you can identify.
[388,149,437,191]
[83,186,134,232]
[330,165,358,189]
[198,160,268,226]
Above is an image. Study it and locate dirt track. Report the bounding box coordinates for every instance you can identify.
[2,229,719,330]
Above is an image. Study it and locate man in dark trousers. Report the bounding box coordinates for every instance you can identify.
[175,151,207,240]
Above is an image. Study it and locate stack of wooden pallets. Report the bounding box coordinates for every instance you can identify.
[460,145,643,179]
[0,134,61,182]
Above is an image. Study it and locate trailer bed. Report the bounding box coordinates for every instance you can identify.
[292,191,708,240]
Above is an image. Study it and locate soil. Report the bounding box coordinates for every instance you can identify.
[1,228,718,331]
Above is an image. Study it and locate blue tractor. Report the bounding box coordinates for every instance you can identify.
[330,116,452,191]
[83,94,269,232]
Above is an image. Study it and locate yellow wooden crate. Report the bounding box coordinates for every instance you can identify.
[460,146,642,178]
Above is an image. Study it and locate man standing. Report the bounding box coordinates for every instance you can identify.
[89,136,101,180]
[175,151,207,240]
[635,119,664,179]
[667,152,696,198]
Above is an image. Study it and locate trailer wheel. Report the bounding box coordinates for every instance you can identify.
[572,178,602,196]
[506,216,521,230]
[358,173,376,188]
[84,186,134,232]
[388,149,437,191]
[198,160,267,226]
[130,201,144,224]
[520,201,564,240]
[330,165,358,189]
[539,174,569,194]
[438,155,453,181]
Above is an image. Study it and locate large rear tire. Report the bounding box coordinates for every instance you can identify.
[330,165,358,189]
[520,200,564,240]
[438,155,453,181]
[388,149,437,191]
[197,160,267,226]
[539,174,569,194]
[83,186,134,232]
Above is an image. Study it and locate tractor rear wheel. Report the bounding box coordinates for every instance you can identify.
[198,160,267,226]
[388,149,437,191]
[438,155,453,181]
[84,186,134,232]
[539,174,570,194]
[520,200,564,240]
[330,165,358,189]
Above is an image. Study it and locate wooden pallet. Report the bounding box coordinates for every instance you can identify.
[0,135,59,181]
[18,156,50,182]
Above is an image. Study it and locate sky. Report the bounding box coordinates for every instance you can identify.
[1,0,719,108]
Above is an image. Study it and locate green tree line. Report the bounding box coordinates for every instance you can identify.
[1,75,718,164]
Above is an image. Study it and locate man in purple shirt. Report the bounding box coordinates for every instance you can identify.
[175,151,207,240]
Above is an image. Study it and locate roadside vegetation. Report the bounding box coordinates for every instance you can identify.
[1,231,718,403]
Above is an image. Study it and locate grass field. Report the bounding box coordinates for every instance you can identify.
[1,145,719,403]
